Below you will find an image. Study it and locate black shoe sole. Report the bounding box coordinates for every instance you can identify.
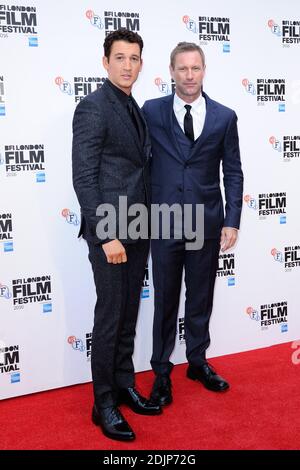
[186,370,229,392]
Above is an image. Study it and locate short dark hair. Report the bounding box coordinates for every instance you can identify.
[170,42,205,69]
[103,28,144,59]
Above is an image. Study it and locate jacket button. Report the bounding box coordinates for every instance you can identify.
[178,187,182,192]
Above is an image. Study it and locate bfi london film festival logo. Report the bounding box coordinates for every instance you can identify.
[271,246,300,272]
[178,317,185,344]
[242,78,286,112]
[216,253,235,286]
[0,212,14,252]
[0,275,52,312]
[61,208,79,227]
[182,14,230,52]
[154,77,175,96]
[268,18,300,46]
[244,193,287,223]
[0,282,12,299]
[0,75,5,116]
[269,135,300,162]
[141,264,149,299]
[0,143,46,182]
[55,76,106,103]
[68,333,92,361]
[0,342,21,383]
[246,301,288,332]
[85,9,140,36]
[0,4,38,46]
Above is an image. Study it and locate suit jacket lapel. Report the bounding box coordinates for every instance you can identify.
[188,92,217,161]
[103,81,143,156]
[131,95,150,162]
[161,94,184,164]
[141,113,152,161]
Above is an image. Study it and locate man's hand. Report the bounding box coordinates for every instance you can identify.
[102,240,127,264]
[220,227,238,252]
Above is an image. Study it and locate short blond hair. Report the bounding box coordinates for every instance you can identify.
[170,42,205,69]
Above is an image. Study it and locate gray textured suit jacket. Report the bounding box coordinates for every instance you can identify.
[72,80,151,245]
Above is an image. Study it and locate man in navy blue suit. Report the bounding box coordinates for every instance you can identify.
[142,42,243,405]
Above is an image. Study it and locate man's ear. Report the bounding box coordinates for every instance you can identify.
[102,55,109,71]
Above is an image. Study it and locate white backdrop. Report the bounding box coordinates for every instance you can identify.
[1,0,300,400]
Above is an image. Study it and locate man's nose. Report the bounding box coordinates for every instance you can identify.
[123,58,132,69]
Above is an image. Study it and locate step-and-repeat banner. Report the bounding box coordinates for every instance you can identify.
[1,0,300,399]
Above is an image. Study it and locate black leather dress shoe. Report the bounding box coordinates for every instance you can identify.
[150,375,173,406]
[187,363,229,392]
[92,405,135,441]
[118,387,162,415]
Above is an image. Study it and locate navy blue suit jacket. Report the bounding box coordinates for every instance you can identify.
[142,92,243,239]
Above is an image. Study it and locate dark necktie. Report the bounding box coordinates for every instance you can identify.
[184,104,194,141]
[127,95,134,115]
[127,96,144,143]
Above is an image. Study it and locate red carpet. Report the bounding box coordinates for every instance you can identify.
[1,342,299,450]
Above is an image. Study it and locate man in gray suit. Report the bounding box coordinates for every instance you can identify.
[72,28,160,442]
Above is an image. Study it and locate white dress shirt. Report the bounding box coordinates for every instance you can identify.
[173,93,206,140]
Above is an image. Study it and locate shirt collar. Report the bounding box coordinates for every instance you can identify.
[106,78,132,107]
[173,93,204,113]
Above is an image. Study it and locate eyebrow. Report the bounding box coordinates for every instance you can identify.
[114,53,140,58]
[177,65,203,69]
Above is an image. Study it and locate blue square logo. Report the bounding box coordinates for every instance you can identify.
[228,277,235,286]
[141,288,149,299]
[29,36,38,47]
[223,43,230,53]
[280,216,286,224]
[0,105,5,116]
[11,373,20,383]
[43,303,52,313]
[36,172,45,183]
[278,104,285,112]
[4,242,13,252]
[281,323,288,333]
